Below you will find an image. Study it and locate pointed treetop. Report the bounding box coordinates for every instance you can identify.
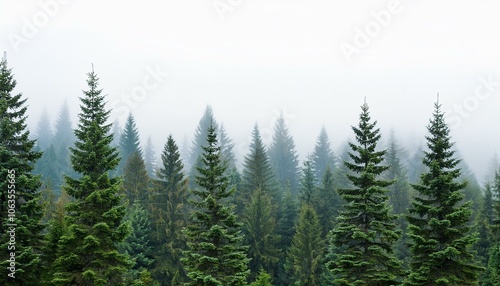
[91,63,94,73]
[2,51,6,62]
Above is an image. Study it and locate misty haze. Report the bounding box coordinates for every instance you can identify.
[1,1,500,285]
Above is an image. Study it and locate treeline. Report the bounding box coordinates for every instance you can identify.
[1,58,500,285]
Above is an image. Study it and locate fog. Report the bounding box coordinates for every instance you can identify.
[2,0,500,183]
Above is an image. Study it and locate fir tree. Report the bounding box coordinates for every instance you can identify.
[51,69,131,285]
[219,122,236,170]
[285,204,324,286]
[312,127,336,181]
[188,105,217,169]
[243,188,281,281]
[52,100,75,150]
[300,156,317,205]
[42,190,69,284]
[35,108,52,150]
[268,114,300,196]
[123,150,150,204]
[250,270,274,286]
[312,166,343,236]
[144,136,157,178]
[385,133,411,265]
[237,124,278,216]
[405,102,482,285]
[150,135,189,285]
[117,113,142,175]
[182,125,249,285]
[33,143,62,190]
[0,57,45,285]
[119,203,155,283]
[329,102,402,285]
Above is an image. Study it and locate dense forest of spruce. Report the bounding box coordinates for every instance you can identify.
[1,57,500,285]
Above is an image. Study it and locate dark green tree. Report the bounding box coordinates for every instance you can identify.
[0,58,45,285]
[119,203,155,283]
[329,102,402,285]
[285,203,324,286]
[123,150,150,204]
[237,124,279,216]
[149,135,189,285]
[405,102,482,285]
[182,125,249,285]
[243,188,281,281]
[268,114,300,196]
[117,113,142,175]
[484,171,500,285]
[51,70,131,285]
[312,127,336,181]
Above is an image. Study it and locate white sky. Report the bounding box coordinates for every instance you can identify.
[1,0,500,182]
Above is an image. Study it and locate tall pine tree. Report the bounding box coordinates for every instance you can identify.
[312,127,336,181]
[268,114,300,196]
[51,69,131,285]
[328,102,402,285]
[182,125,249,285]
[405,101,482,285]
[285,203,324,286]
[117,113,142,176]
[150,135,189,285]
[237,124,279,216]
[0,56,45,285]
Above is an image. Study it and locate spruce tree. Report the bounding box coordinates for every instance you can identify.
[0,57,45,285]
[188,105,217,169]
[329,102,402,285]
[268,114,300,196]
[312,166,343,236]
[405,102,482,285]
[385,134,411,265]
[300,156,317,205]
[285,203,324,286]
[149,135,189,285]
[119,203,155,283]
[237,124,278,216]
[123,150,150,204]
[312,127,336,181]
[243,188,281,281]
[34,108,52,150]
[182,125,249,285]
[117,113,142,175]
[144,136,157,178]
[51,70,131,285]
[219,122,237,170]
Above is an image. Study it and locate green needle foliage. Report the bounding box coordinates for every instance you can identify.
[51,70,131,285]
[0,57,45,285]
[182,125,250,286]
[405,102,482,285]
[286,203,324,286]
[150,134,189,285]
[329,102,403,285]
